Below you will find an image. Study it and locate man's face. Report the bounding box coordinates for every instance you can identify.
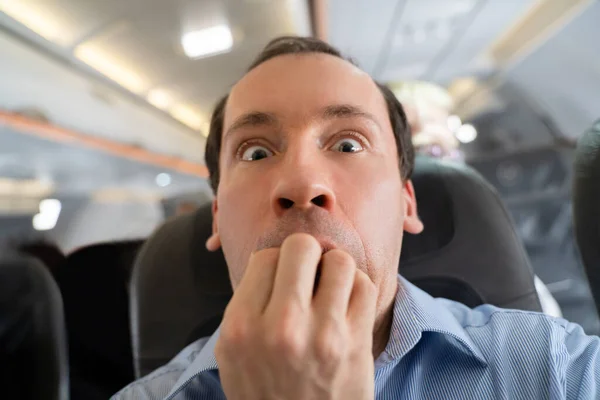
[212,53,422,309]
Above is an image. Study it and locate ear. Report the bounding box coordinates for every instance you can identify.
[402,180,424,234]
[205,199,222,252]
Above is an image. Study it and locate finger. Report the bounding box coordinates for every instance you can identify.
[313,250,356,318]
[347,269,377,337]
[268,233,322,312]
[229,248,280,314]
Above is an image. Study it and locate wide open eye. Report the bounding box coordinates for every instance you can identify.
[330,138,364,153]
[241,145,274,161]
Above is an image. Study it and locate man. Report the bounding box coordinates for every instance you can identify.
[113,36,600,399]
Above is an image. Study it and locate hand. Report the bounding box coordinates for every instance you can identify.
[215,233,377,400]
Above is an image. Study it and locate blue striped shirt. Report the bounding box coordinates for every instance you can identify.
[113,276,600,399]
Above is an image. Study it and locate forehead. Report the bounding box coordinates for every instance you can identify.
[225,53,388,126]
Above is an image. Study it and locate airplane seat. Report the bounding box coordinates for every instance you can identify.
[56,240,143,399]
[130,156,541,378]
[573,119,600,315]
[129,208,229,378]
[400,156,542,310]
[0,252,69,400]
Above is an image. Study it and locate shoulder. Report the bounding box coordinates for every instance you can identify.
[111,337,211,400]
[439,297,580,342]
[438,298,569,332]
[440,298,600,368]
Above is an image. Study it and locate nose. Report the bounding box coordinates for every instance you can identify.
[271,157,336,216]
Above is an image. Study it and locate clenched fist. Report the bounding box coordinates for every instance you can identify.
[215,233,377,400]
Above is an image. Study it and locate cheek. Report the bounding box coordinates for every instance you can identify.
[338,163,405,269]
[337,155,404,220]
[218,165,269,227]
[216,170,271,284]
[360,177,404,239]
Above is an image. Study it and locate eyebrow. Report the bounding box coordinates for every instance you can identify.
[224,111,279,139]
[319,104,382,131]
[320,104,374,121]
[224,104,381,139]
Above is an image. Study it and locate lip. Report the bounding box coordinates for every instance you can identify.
[279,231,337,253]
[283,232,337,253]
[310,236,337,254]
[320,244,334,254]
[255,226,341,254]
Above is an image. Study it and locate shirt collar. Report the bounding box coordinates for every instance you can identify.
[166,329,219,399]
[379,275,487,367]
[167,274,487,397]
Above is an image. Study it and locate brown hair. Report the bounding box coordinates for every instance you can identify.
[204,36,414,194]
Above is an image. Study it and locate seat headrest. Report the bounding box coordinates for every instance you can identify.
[0,252,69,400]
[400,157,540,310]
[62,240,143,285]
[130,212,231,377]
[131,156,540,377]
[573,119,600,312]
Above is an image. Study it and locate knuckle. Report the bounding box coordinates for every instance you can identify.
[220,315,253,350]
[214,337,229,361]
[314,325,348,363]
[277,301,303,326]
[266,319,306,360]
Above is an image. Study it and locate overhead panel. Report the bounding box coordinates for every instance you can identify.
[0,0,312,160]
[0,0,125,47]
[426,0,538,83]
[503,1,600,139]
[490,0,593,67]
[374,0,478,81]
[74,19,168,95]
[327,0,400,75]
